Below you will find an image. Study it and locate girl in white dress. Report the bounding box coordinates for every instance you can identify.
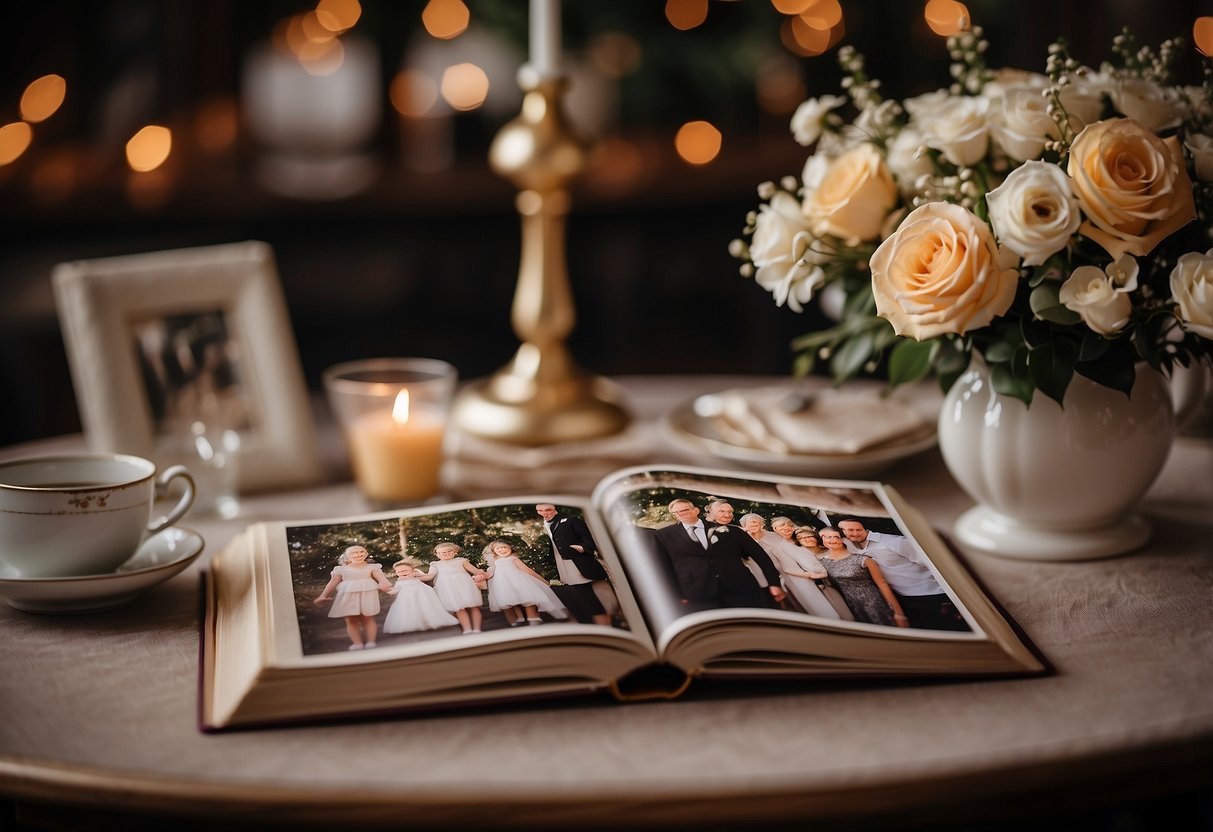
[313,545,393,651]
[484,540,569,625]
[383,558,459,634]
[424,542,487,634]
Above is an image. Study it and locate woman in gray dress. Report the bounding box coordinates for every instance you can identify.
[818,527,908,628]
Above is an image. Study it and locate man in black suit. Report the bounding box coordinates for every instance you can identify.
[653,498,786,611]
[536,503,614,626]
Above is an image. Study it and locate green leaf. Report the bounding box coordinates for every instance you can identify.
[1021,318,1051,349]
[888,338,938,386]
[1075,359,1135,396]
[1029,283,1082,325]
[990,360,1035,405]
[1078,332,1112,362]
[1028,339,1079,405]
[830,331,874,381]
[984,340,1017,363]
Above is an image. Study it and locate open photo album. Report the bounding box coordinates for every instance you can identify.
[200,465,1046,731]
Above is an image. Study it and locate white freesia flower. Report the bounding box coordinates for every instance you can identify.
[1112,78,1184,132]
[988,87,1059,161]
[986,161,1081,266]
[920,95,990,166]
[749,191,826,313]
[790,95,847,146]
[1169,249,1213,339]
[1184,133,1213,183]
[1059,254,1139,334]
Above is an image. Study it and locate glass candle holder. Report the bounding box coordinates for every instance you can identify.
[323,358,457,506]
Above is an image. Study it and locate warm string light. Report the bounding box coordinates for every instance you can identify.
[125,125,172,172]
[422,0,470,40]
[665,0,708,31]
[1195,16,1213,57]
[675,120,722,165]
[924,0,970,37]
[771,0,846,57]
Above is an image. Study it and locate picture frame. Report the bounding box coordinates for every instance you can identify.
[52,240,321,492]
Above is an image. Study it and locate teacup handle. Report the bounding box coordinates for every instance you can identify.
[148,465,196,536]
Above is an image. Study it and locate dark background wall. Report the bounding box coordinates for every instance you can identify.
[1,0,1208,446]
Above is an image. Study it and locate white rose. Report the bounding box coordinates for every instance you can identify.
[1057,81,1106,131]
[790,95,846,147]
[1058,254,1138,335]
[1169,248,1213,340]
[920,96,990,166]
[903,89,951,121]
[983,69,1049,102]
[1112,78,1184,132]
[986,161,1081,266]
[749,191,825,312]
[988,87,1058,162]
[886,127,933,198]
[1185,133,1213,183]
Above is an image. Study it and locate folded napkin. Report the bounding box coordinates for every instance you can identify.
[705,386,929,455]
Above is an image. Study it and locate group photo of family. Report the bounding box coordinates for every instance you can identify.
[608,470,971,632]
[287,502,625,655]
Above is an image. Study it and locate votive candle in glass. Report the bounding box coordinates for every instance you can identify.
[323,358,457,505]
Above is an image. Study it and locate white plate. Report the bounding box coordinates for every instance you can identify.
[0,527,204,614]
[659,380,942,478]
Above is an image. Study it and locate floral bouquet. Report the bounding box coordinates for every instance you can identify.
[732,27,1213,405]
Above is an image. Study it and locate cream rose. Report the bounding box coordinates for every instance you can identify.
[1169,249,1213,340]
[920,96,990,167]
[802,143,897,245]
[870,201,1021,340]
[986,161,1081,266]
[988,86,1059,162]
[1185,133,1213,183]
[1112,78,1184,132]
[1058,255,1138,335]
[790,95,846,147]
[1067,118,1197,259]
[886,127,934,198]
[749,191,825,312]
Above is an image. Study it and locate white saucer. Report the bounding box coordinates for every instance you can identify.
[659,379,941,478]
[0,527,204,614]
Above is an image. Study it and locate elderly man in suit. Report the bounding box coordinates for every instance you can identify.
[536,503,615,626]
[653,498,785,611]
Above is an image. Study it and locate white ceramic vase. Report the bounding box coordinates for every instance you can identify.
[938,358,1175,561]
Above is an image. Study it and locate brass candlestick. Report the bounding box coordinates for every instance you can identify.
[451,70,630,445]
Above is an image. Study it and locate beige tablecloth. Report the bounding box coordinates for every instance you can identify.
[1,376,1211,828]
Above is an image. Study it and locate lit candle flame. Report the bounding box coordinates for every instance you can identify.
[392,389,410,424]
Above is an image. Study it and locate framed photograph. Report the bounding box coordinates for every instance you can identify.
[52,240,321,492]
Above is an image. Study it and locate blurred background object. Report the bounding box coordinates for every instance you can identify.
[1,0,1208,446]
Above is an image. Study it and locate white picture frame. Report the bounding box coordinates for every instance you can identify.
[52,240,321,492]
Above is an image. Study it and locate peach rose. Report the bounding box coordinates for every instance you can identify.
[870,202,1021,340]
[802,143,897,246]
[1066,118,1197,259]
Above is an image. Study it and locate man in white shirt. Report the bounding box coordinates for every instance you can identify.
[837,518,967,631]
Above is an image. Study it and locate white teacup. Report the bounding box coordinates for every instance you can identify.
[0,453,196,578]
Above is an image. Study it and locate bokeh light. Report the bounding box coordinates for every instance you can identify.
[391,69,440,117]
[20,75,67,123]
[924,0,970,36]
[674,120,722,165]
[422,0,470,40]
[125,125,173,172]
[756,56,807,115]
[588,32,643,79]
[771,0,814,14]
[801,0,842,30]
[316,0,361,32]
[1195,17,1213,57]
[194,97,239,153]
[440,63,489,111]
[665,0,708,31]
[0,122,33,166]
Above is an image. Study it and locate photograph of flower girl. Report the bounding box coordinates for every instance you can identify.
[287,503,625,656]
